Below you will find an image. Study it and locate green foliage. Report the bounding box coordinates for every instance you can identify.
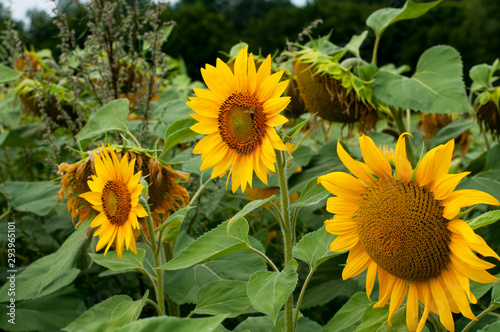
[89,248,147,271]
[116,315,228,332]
[247,259,299,325]
[366,0,443,38]
[2,181,60,216]
[63,292,148,332]
[193,280,255,317]
[373,45,469,114]
[0,64,22,83]
[75,99,130,148]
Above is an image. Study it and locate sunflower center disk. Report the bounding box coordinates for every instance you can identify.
[102,180,132,225]
[219,92,266,154]
[357,179,451,281]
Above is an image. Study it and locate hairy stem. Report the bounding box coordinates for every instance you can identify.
[275,149,294,332]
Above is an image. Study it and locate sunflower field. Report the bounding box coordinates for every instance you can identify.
[1,0,500,331]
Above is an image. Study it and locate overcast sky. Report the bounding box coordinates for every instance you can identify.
[2,0,307,25]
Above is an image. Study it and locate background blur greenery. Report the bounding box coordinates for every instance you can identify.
[2,0,499,82]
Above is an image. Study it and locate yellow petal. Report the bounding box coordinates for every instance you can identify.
[342,244,371,280]
[266,114,288,127]
[193,88,223,103]
[468,234,500,261]
[406,282,419,332]
[271,79,289,99]
[449,235,496,270]
[190,117,219,135]
[234,46,248,92]
[266,126,286,151]
[116,227,125,260]
[359,134,392,180]
[374,269,396,308]
[449,253,498,283]
[440,269,477,321]
[395,133,413,184]
[201,65,231,102]
[329,232,358,252]
[257,71,284,102]
[318,172,367,201]
[256,55,271,88]
[336,141,376,185]
[200,141,229,171]
[263,96,291,115]
[90,212,107,228]
[429,278,455,332]
[388,278,408,326]
[447,263,477,304]
[432,172,470,200]
[442,189,500,219]
[366,261,378,301]
[326,197,359,216]
[416,140,454,189]
[324,216,357,235]
[216,57,236,94]
[186,98,220,118]
[80,191,102,206]
[416,281,431,332]
[447,219,482,245]
[247,53,257,94]
[193,133,222,155]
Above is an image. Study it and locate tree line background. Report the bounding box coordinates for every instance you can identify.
[1,0,499,83]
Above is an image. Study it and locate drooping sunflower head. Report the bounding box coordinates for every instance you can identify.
[290,45,379,132]
[79,144,148,260]
[187,46,290,193]
[474,87,500,140]
[318,133,500,332]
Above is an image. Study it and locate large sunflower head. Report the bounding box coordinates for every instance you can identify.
[318,133,500,332]
[187,46,290,193]
[79,144,148,260]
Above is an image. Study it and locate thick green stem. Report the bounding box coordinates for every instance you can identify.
[462,305,500,332]
[390,106,416,165]
[275,149,294,332]
[140,197,165,316]
[293,267,316,330]
[371,34,381,66]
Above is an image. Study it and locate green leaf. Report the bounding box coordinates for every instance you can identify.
[322,292,373,332]
[194,280,255,317]
[0,219,90,302]
[470,64,492,89]
[0,91,22,127]
[366,0,443,37]
[301,278,360,310]
[429,118,472,148]
[467,210,500,230]
[0,64,22,83]
[478,321,500,332]
[63,291,148,332]
[0,287,84,332]
[89,248,146,271]
[117,315,227,332]
[234,312,321,332]
[490,279,500,306]
[247,259,299,325]
[373,45,469,114]
[157,206,196,243]
[164,244,266,304]
[293,226,342,269]
[458,144,500,201]
[158,218,250,270]
[163,118,198,153]
[227,195,276,229]
[290,177,330,209]
[2,181,61,216]
[283,113,315,144]
[76,99,130,148]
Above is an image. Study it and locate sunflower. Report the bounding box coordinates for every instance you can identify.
[318,133,500,332]
[187,46,290,193]
[79,145,148,260]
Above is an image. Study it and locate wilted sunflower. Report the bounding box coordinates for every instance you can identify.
[318,133,500,332]
[79,145,148,259]
[58,146,190,239]
[187,46,290,193]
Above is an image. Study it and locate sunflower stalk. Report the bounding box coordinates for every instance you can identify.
[389,106,416,165]
[275,149,295,332]
[140,196,165,316]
